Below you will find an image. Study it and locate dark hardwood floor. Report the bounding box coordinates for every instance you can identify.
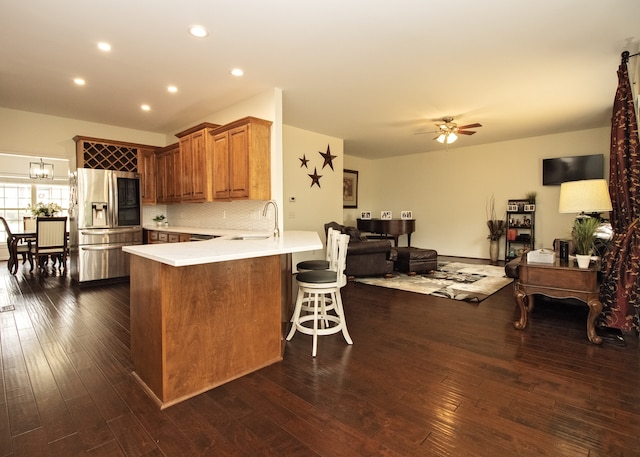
[1,258,639,456]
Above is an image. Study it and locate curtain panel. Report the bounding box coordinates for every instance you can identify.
[600,58,640,331]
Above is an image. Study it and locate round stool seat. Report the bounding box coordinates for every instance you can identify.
[297,270,339,284]
[297,259,330,271]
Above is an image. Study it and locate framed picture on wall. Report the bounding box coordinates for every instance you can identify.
[343,169,358,208]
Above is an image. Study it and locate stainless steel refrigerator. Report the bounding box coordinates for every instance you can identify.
[69,168,143,283]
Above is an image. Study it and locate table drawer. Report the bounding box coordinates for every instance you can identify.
[521,265,597,292]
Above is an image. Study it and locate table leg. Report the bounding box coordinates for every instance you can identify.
[586,297,603,345]
[513,285,528,330]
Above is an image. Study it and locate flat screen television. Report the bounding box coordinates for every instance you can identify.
[542,154,604,186]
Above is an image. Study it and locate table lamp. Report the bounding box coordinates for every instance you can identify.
[558,179,612,218]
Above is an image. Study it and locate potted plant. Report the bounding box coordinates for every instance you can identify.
[572,217,600,268]
[153,214,166,226]
[486,196,506,264]
[27,202,61,217]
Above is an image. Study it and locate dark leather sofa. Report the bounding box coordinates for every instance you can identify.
[325,221,395,277]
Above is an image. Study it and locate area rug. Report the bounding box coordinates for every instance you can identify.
[353,261,512,303]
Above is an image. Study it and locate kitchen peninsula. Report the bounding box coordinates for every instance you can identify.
[123,231,321,408]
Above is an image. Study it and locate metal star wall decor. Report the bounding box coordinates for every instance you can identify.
[319,145,337,170]
[308,167,322,188]
[299,154,309,168]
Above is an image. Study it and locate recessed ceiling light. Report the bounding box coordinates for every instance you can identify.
[73,78,86,86]
[167,85,178,93]
[97,42,111,52]
[141,104,151,111]
[230,68,244,77]
[188,25,209,38]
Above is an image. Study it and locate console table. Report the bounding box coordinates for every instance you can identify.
[513,258,603,344]
[356,218,415,247]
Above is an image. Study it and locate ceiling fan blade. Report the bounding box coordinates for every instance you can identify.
[457,123,482,130]
[458,130,477,135]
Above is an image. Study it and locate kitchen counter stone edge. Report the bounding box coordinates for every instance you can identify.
[124,230,322,267]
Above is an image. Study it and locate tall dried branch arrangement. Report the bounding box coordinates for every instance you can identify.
[486,196,506,241]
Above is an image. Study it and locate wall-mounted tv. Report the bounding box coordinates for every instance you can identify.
[542,154,604,186]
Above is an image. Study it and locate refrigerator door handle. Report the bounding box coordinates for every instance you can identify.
[80,245,126,251]
[79,229,139,236]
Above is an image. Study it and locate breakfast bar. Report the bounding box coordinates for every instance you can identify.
[123,231,321,408]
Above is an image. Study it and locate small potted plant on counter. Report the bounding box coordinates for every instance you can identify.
[153,214,166,226]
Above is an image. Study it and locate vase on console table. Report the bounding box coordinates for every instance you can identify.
[489,240,500,265]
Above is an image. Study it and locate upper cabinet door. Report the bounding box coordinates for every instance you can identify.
[228,124,250,199]
[139,148,156,204]
[212,131,230,200]
[209,117,272,202]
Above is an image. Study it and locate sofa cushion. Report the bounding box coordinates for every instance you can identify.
[345,226,363,242]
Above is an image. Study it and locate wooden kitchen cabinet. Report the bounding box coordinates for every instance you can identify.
[176,122,220,202]
[74,135,155,173]
[210,116,272,201]
[138,147,156,204]
[147,230,191,244]
[155,143,180,204]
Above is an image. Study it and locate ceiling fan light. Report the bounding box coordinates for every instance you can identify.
[437,133,446,143]
[447,132,458,143]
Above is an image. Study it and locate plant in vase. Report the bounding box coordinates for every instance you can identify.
[571,217,600,268]
[153,214,166,226]
[486,196,506,264]
[27,202,61,217]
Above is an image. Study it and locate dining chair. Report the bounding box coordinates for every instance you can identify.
[30,217,68,273]
[1,216,32,274]
[23,216,36,232]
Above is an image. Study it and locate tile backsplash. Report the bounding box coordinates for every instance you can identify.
[143,200,275,231]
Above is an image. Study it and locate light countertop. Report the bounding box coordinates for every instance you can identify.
[143,224,268,238]
[124,230,322,267]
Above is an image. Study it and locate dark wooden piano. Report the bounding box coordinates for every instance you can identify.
[356,218,415,247]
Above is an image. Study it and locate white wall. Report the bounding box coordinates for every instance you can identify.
[283,125,344,268]
[343,155,375,227]
[0,108,166,166]
[347,127,610,260]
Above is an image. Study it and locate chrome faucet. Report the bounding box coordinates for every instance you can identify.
[262,200,280,238]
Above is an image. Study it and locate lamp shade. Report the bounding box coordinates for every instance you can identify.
[558,179,612,214]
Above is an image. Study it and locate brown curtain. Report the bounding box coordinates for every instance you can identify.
[599,56,640,331]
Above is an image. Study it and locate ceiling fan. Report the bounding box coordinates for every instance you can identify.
[417,117,483,144]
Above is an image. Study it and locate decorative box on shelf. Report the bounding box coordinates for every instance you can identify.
[527,249,555,264]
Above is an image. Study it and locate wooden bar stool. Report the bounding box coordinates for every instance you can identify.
[287,233,352,357]
[296,227,339,272]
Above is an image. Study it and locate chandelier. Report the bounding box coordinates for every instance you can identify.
[29,158,54,180]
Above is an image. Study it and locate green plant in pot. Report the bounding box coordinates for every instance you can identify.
[572,217,600,268]
[153,214,166,226]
